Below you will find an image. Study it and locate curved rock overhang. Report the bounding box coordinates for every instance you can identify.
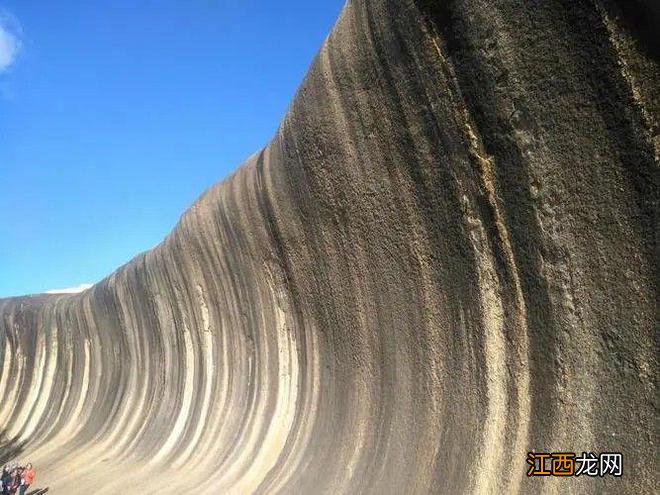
[0,0,657,493]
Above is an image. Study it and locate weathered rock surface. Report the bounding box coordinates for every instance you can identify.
[0,0,657,493]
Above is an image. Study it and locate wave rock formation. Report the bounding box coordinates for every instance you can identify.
[0,0,657,493]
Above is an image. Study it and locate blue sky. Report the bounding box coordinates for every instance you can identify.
[0,1,344,297]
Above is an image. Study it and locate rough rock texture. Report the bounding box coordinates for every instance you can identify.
[0,0,657,493]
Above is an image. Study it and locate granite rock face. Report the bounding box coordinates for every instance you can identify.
[0,1,657,493]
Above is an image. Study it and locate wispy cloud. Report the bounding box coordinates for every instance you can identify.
[46,283,94,294]
[0,10,21,72]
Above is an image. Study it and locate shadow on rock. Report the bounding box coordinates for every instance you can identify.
[0,429,26,465]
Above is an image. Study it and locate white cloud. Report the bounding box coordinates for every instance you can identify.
[0,11,21,72]
[46,283,94,294]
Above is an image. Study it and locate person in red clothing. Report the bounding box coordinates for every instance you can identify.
[18,464,34,495]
